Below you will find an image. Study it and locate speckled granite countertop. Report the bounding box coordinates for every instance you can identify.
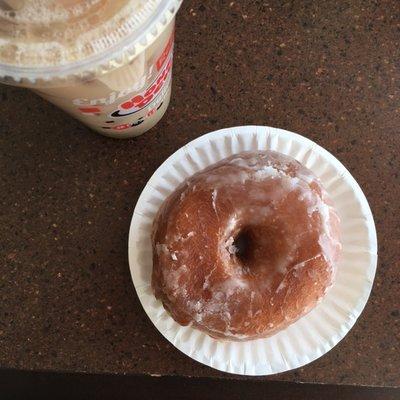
[0,0,399,388]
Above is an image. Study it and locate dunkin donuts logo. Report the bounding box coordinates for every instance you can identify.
[110,56,172,118]
[102,101,165,131]
[76,31,175,132]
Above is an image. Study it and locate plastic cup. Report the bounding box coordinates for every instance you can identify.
[0,0,183,138]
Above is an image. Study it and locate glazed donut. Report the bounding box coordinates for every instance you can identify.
[152,151,341,340]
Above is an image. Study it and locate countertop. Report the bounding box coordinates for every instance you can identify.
[0,0,399,389]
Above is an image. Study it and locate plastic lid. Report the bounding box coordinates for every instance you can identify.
[0,0,182,85]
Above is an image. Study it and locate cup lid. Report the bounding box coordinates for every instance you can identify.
[0,0,182,85]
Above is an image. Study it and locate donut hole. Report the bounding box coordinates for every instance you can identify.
[229,221,290,274]
[233,229,252,262]
[232,228,253,264]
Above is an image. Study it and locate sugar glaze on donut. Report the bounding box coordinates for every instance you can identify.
[152,151,341,340]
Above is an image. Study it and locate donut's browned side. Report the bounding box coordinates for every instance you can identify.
[152,151,341,341]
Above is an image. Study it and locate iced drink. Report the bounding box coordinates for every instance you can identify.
[0,0,183,138]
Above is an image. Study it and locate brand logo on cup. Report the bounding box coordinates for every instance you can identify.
[110,56,173,118]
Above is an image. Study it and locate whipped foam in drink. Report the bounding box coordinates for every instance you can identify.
[0,0,183,137]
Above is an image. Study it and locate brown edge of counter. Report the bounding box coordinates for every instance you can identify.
[0,369,399,400]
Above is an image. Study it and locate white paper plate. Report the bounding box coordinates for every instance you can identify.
[128,126,377,376]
